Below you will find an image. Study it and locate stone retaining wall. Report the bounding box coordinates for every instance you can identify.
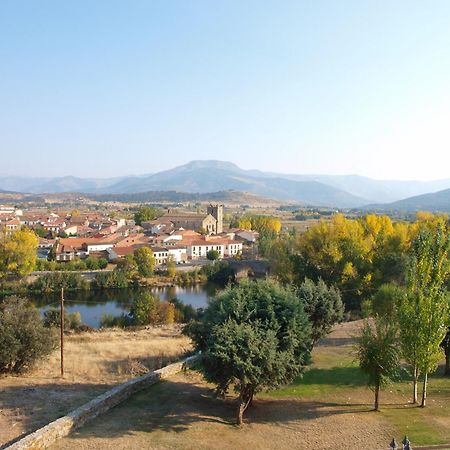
[6,354,199,450]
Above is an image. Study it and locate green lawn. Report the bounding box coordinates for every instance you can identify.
[267,344,450,446]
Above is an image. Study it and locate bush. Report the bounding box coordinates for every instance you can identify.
[93,270,129,289]
[206,249,220,261]
[0,296,57,373]
[43,308,83,331]
[100,313,130,328]
[175,269,207,286]
[130,292,183,326]
[200,261,234,284]
[169,297,199,323]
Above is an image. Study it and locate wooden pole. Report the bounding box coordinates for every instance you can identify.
[60,287,64,377]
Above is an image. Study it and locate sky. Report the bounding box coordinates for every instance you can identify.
[1,0,450,180]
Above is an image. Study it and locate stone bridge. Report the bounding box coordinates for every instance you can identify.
[228,260,270,280]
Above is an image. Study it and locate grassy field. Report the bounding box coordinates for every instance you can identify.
[0,325,191,448]
[49,321,450,450]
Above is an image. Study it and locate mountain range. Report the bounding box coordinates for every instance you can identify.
[1,160,450,210]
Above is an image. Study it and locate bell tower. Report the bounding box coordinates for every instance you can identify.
[207,204,223,234]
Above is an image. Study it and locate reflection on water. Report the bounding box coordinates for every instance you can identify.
[27,283,221,328]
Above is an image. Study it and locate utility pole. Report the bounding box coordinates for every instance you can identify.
[60,287,64,377]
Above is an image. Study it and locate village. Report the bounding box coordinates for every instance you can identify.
[0,203,260,268]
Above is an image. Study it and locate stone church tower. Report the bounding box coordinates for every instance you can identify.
[207,204,224,234]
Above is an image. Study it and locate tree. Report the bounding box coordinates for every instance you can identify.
[206,249,219,261]
[134,206,159,225]
[133,247,155,278]
[296,278,344,345]
[131,292,159,325]
[158,301,175,324]
[398,220,450,406]
[0,297,56,373]
[187,280,312,425]
[370,283,405,321]
[294,214,413,309]
[0,228,39,281]
[166,255,176,278]
[441,330,450,376]
[116,254,138,279]
[357,318,400,410]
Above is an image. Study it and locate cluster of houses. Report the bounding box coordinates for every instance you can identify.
[0,204,259,266]
[0,205,23,235]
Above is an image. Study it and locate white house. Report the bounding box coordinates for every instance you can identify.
[167,247,188,263]
[185,239,242,260]
[151,247,169,265]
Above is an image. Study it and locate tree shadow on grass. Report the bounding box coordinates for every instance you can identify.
[61,372,374,443]
[317,337,356,347]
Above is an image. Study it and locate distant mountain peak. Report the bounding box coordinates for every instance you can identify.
[180,160,241,171]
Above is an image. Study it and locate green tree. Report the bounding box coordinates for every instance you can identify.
[131,292,159,325]
[297,278,344,345]
[33,226,47,238]
[398,220,450,406]
[0,228,39,281]
[134,247,155,278]
[356,318,400,410]
[206,249,219,261]
[187,280,312,425]
[0,297,56,373]
[369,283,405,320]
[441,330,450,376]
[134,206,159,225]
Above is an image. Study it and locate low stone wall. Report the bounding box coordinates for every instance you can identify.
[6,354,200,450]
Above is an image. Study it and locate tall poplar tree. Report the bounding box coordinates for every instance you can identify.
[398,219,450,406]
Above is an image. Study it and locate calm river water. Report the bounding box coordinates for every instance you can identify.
[28,284,221,328]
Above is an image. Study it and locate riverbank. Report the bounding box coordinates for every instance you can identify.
[0,325,192,448]
[0,270,208,297]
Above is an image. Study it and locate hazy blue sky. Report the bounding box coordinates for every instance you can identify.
[1,1,450,180]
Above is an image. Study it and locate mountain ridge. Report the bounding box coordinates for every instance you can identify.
[1,160,449,208]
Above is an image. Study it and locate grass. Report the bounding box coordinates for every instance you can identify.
[0,325,191,448]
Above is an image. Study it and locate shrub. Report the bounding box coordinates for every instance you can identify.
[43,308,83,331]
[206,249,220,261]
[93,270,129,289]
[100,313,130,328]
[169,297,199,322]
[0,296,57,373]
[200,261,234,284]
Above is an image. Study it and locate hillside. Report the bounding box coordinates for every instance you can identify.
[89,189,286,207]
[375,188,450,213]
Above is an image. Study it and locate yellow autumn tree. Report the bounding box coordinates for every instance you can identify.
[0,228,39,280]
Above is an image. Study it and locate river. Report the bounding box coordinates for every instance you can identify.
[26,283,222,328]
